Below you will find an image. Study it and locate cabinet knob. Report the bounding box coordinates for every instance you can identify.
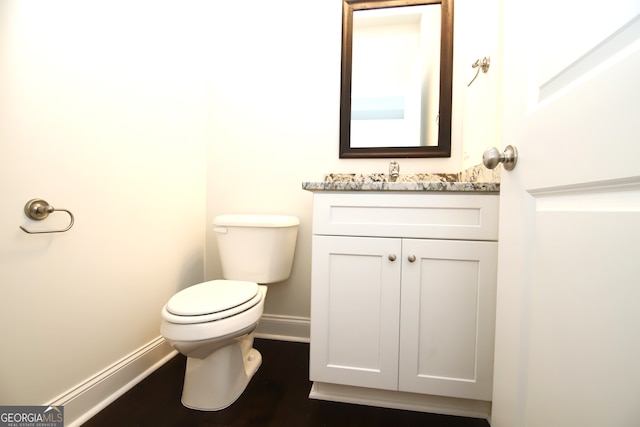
[388,254,397,262]
[407,254,416,263]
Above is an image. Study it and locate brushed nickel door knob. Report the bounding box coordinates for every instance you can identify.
[483,145,518,171]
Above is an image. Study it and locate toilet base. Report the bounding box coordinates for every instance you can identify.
[181,335,262,411]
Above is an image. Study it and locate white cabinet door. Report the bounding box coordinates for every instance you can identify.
[310,235,402,390]
[398,239,498,401]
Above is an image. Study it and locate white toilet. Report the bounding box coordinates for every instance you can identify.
[160,214,299,411]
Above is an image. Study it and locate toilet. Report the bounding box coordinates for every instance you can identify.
[160,214,299,411]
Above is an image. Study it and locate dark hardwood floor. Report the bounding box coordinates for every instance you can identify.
[83,339,490,427]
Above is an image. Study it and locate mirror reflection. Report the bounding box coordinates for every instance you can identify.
[340,0,453,158]
[351,5,441,148]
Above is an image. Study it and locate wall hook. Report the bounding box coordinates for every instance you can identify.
[467,56,491,87]
[19,198,75,234]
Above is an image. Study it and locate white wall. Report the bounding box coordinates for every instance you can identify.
[0,1,210,405]
[458,0,501,170]
[205,0,499,320]
[0,0,499,410]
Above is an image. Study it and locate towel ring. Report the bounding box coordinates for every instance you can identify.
[19,198,75,234]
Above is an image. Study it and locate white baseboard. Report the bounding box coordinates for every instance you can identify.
[49,336,177,427]
[46,315,308,427]
[309,381,492,421]
[255,314,310,343]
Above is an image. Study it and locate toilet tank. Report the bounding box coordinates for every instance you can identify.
[213,214,299,284]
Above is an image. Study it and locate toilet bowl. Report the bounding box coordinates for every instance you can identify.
[160,214,299,411]
[161,280,267,410]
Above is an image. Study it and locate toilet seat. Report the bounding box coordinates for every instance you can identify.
[162,280,261,325]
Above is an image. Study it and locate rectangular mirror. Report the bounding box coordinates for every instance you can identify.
[339,0,453,158]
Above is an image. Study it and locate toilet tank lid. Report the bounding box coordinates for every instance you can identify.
[213,214,299,228]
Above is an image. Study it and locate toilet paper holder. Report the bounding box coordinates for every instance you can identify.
[19,198,75,234]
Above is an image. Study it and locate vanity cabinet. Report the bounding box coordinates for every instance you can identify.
[309,192,499,405]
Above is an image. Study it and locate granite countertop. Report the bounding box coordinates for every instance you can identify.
[302,164,500,193]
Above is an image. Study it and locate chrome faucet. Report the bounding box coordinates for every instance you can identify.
[389,161,400,182]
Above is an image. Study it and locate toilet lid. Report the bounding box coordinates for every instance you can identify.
[166,280,259,317]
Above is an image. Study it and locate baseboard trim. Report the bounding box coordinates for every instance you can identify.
[47,315,309,426]
[255,314,310,343]
[309,381,492,421]
[49,336,177,427]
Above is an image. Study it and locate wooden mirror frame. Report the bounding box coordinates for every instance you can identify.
[339,0,453,158]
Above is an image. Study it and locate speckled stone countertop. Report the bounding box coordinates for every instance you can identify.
[302,164,500,193]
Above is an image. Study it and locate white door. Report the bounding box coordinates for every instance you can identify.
[399,238,497,401]
[492,1,640,426]
[309,235,402,390]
